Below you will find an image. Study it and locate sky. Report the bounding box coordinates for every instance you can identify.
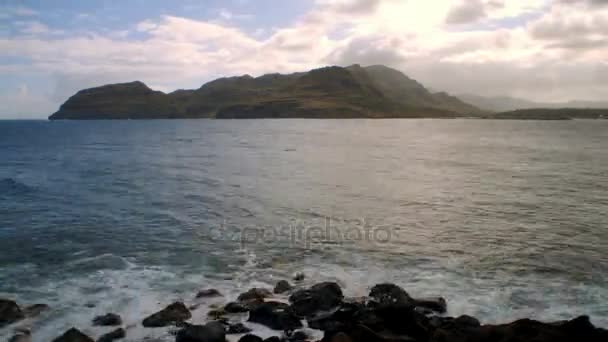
[1,0,607,119]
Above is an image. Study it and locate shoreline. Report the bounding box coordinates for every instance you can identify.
[2,276,606,342]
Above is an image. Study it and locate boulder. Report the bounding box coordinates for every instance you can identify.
[286,330,309,341]
[224,302,251,313]
[23,303,50,317]
[93,313,122,326]
[238,288,273,302]
[227,322,253,334]
[196,289,222,298]
[329,332,352,342]
[293,273,305,282]
[264,337,282,342]
[289,282,343,317]
[323,324,417,342]
[142,302,191,327]
[96,328,126,342]
[207,308,226,319]
[0,299,25,327]
[176,321,226,342]
[430,315,607,342]
[52,328,95,342]
[239,334,264,342]
[413,297,447,314]
[368,284,413,307]
[248,301,303,331]
[274,280,293,294]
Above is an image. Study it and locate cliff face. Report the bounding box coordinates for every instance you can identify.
[49,65,482,120]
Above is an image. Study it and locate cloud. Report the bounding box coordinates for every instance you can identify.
[446,0,487,24]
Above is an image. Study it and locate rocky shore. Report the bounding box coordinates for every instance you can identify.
[1,275,606,342]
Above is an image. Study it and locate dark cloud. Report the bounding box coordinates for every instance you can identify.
[445,0,487,24]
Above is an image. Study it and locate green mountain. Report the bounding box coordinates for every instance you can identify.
[49,65,483,120]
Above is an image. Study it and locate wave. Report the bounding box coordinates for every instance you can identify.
[0,178,34,195]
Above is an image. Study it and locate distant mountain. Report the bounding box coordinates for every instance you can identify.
[458,94,608,112]
[487,108,608,120]
[49,65,483,120]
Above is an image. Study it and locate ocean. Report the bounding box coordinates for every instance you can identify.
[1,119,607,340]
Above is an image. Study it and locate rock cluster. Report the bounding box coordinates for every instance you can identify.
[3,279,607,342]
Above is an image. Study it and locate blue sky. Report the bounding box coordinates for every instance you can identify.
[1,0,607,118]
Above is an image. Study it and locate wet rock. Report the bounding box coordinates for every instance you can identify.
[239,334,264,342]
[52,328,95,342]
[224,301,251,313]
[430,315,606,342]
[264,337,282,342]
[238,288,273,302]
[0,299,25,327]
[274,280,293,294]
[176,321,225,342]
[227,322,252,334]
[196,289,222,298]
[142,302,191,327]
[289,282,343,317]
[23,303,50,317]
[293,273,305,282]
[413,297,447,314]
[329,332,351,342]
[207,308,226,319]
[368,284,413,307]
[286,330,309,341]
[248,301,303,331]
[93,313,122,326]
[96,328,126,342]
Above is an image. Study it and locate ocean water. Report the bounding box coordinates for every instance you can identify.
[0,119,607,340]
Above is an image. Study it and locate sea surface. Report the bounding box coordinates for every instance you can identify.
[0,119,607,340]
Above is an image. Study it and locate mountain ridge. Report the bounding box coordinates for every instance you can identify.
[49,65,484,120]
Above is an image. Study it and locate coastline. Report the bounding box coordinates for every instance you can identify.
[2,277,606,342]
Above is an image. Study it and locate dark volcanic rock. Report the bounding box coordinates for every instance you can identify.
[238,288,273,302]
[286,330,309,341]
[142,302,191,327]
[0,299,25,327]
[224,301,251,313]
[248,301,303,331]
[239,334,264,342]
[227,322,253,334]
[52,328,95,342]
[368,284,413,307]
[93,313,122,326]
[413,297,447,314]
[196,289,222,298]
[430,315,606,342]
[264,337,282,342]
[176,321,226,342]
[289,282,343,317]
[96,328,126,342]
[274,280,293,294]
